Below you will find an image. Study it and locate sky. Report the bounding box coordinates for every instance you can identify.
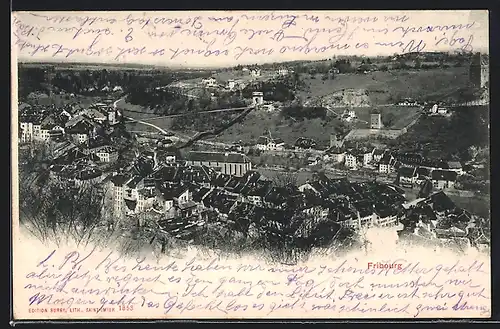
[12,10,489,68]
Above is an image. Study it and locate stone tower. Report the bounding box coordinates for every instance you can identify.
[370,113,382,129]
[252,91,264,106]
[469,52,488,89]
[480,55,489,89]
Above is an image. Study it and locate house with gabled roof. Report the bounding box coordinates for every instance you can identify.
[88,145,118,163]
[255,136,285,151]
[300,190,329,218]
[65,115,100,145]
[345,152,359,169]
[202,189,239,219]
[50,143,88,165]
[154,182,194,218]
[372,149,386,162]
[446,161,464,175]
[174,165,215,187]
[19,114,43,143]
[159,183,192,205]
[431,170,458,189]
[224,176,246,195]
[398,166,417,187]
[81,108,107,124]
[192,186,214,203]
[263,185,302,210]
[378,153,397,173]
[243,179,273,206]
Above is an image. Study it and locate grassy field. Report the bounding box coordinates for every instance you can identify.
[299,68,469,105]
[121,101,421,145]
[327,105,421,130]
[350,106,422,129]
[213,111,343,147]
[117,100,172,133]
[116,67,467,146]
[119,97,342,146]
[384,107,422,129]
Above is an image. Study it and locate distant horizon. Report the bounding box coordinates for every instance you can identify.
[17,50,489,71]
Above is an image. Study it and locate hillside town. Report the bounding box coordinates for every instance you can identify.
[17,52,490,257]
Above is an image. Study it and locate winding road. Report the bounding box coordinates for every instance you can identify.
[114,96,242,149]
[114,96,189,139]
[124,117,171,135]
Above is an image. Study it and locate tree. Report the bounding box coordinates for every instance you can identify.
[334,59,354,73]
[418,180,433,198]
[382,113,396,127]
[336,121,350,136]
[18,143,109,247]
[19,173,108,247]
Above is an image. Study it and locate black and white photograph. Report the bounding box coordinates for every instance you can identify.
[11,10,491,320]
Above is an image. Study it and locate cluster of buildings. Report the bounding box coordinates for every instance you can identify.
[340,111,383,130]
[255,136,286,152]
[19,102,121,144]
[396,98,420,107]
[37,133,485,249]
[341,109,357,122]
[326,141,380,171]
[428,104,451,117]
[199,78,274,109]
[18,57,489,252]
[200,77,252,94]
[106,148,408,245]
[82,85,123,93]
[242,66,291,77]
[185,65,299,118]
[19,102,123,171]
[394,153,463,189]
[401,191,489,250]
[325,138,464,190]
[253,136,319,153]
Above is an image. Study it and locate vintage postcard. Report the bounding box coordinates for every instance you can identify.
[11,10,491,320]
